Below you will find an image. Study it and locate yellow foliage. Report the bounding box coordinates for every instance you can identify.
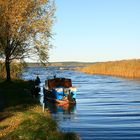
[0,0,55,62]
[0,0,55,80]
[0,61,24,79]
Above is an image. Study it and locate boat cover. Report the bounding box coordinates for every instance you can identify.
[47,78,72,89]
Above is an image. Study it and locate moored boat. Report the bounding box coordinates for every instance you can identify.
[43,77,77,105]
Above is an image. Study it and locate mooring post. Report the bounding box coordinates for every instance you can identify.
[42,102,45,112]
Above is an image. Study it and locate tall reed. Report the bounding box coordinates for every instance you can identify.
[79,59,140,78]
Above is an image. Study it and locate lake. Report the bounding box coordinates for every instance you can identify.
[21,66,140,140]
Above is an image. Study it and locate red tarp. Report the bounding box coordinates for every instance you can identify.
[48,78,72,89]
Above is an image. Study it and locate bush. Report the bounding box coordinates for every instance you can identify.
[0,61,26,79]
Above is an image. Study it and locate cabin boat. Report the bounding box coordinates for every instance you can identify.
[43,77,77,105]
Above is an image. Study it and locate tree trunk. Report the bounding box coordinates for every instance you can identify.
[5,58,11,81]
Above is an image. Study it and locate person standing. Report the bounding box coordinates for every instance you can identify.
[35,75,41,86]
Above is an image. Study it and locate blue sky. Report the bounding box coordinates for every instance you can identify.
[49,0,140,62]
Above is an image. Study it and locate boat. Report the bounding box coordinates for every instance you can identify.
[43,77,77,105]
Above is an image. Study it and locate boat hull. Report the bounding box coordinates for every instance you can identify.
[43,87,76,104]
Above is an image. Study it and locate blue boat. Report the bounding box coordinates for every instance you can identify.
[43,77,77,105]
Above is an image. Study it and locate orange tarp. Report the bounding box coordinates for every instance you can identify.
[48,78,72,89]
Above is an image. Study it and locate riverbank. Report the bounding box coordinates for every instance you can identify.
[78,59,140,78]
[0,80,79,140]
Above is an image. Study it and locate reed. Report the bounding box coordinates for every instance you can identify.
[79,59,140,78]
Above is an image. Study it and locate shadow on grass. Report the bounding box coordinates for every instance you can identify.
[0,80,39,120]
[0,112,13,122]
[0,79,39,113]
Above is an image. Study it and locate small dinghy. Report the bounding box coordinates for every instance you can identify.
[43,77,77,105]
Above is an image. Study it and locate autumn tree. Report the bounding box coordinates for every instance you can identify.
[0,0,55,81]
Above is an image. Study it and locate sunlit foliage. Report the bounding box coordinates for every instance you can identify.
[0,0,55,81]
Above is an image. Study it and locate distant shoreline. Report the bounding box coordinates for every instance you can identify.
[26,61,95,67]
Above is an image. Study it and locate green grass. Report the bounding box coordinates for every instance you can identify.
[2,111,78,140]
[0,80,79,140]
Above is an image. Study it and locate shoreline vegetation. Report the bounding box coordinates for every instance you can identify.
[1,59,140,79]
[77,59,140,78]
[0,80,79,140]
[0,61,25,79]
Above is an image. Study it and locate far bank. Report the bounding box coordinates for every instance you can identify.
[77,59,140,78]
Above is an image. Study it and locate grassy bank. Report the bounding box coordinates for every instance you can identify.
[0,80,79,140]
[78,59,140,78]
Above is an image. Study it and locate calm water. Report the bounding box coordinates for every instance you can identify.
[22,66,140,140]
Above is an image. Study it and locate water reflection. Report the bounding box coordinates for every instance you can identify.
[43,99,77,121]
[43,99,76,115]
